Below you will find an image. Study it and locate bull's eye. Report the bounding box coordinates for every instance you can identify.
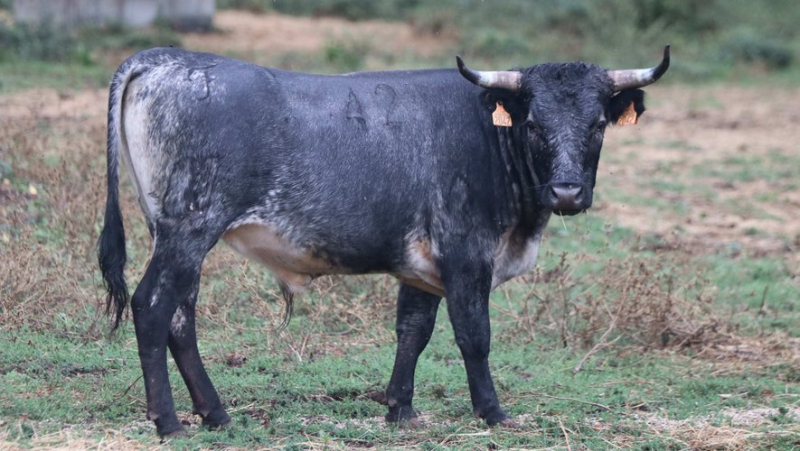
[594,120,608,136]
[525,120,539,135]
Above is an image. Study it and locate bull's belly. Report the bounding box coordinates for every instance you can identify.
[222,223,342,293]
[223,222,541,299]
[222,221,447,297]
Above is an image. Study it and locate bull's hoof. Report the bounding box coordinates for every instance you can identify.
[476,406,511,427]
[397,417,423,429]
[155,418,187,439]
[386,405,420,428]
[494,418,520,429]
[201,409,232,430]
[161,428,188,439]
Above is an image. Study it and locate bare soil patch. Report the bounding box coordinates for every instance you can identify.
[0,88,106,120]
[599,84,800,262]
[182,10,453,62]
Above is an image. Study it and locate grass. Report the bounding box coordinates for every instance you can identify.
[0,60,110,93]
[1,165,797,448]
[1,4,799,449]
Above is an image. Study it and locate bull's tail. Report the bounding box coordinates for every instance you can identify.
[98,61,142,331]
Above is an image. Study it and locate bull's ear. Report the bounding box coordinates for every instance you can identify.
[481,90,526,123]
[608,89,645,126]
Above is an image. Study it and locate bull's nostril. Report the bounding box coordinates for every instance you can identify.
[549,185,561,201]
[551,184,582,202]
[548,183,585,212]
[573,185,584,203]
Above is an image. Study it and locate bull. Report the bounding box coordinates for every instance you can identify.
[99,46,669,436]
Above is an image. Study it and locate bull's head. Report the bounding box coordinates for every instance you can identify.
[457,46,670,215]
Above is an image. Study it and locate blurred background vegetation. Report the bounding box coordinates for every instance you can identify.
[0,0,798,91]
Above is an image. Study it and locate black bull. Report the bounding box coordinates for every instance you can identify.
[99,46,669,436]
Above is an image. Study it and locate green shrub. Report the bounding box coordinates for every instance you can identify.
[721,28,793,70]
[272,0,420,21]
[216,0,274,13]
[0,22,79,63]
[633,0,719,33]
[466,30,530,59]
[0,21,181,65]
[323,41,367,72]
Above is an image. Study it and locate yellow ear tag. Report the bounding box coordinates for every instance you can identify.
[492,102,513,127]
[617,101,639,126]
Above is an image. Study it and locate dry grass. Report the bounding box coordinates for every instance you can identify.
[495,250,726,356]
[619,407,800,450]
[0,430,159,451]
[0,91,109,336]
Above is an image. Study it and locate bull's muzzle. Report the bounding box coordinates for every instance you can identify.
[545,182,590,216]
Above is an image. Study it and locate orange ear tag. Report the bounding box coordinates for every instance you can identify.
[616,101,639,126]
[492,102,513,127]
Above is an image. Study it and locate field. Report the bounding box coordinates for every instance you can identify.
[1,4,799,450]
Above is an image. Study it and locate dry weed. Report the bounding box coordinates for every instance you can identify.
[497,250,730,361]
[624,408,800,450]
[0,96,113,335]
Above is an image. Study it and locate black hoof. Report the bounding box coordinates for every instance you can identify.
[494,418,520,429]
[201,409,232,430]
[476,406,511,427]
[155,416,186,438]
[386,405,419,428]
[161,428,188,439]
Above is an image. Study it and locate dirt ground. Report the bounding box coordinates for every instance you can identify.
[182,10,453,59]
[600,84,800,262]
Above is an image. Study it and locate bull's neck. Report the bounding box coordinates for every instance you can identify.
[493,125,543,229]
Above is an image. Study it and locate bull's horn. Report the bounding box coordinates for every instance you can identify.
[456,55,522,92]
[607,45,670,91]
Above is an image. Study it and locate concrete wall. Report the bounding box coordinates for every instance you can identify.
[13,0,215,30]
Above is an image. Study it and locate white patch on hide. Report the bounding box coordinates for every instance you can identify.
[170,306,187,336]
[396,233,444,297]
[121,80,159,220]
[491,230,543,289]
[223,219,342,294]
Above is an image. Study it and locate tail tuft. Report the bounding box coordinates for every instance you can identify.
[98,190,128,331]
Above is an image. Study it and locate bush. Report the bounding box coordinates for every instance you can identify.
[271,0,420,21]
[721,29,793,70]
[216,0,274,13]
[0,22,80,63]
[633,0,720,33]
[0,21,181,65]
[322,40,368,72]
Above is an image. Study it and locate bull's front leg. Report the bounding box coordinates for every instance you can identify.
[441,258,512,426]
[385,283,441,426]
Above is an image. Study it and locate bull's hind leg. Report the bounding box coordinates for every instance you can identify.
[385,283,441,425]
[131,231,214,437]
[168,290,231,429]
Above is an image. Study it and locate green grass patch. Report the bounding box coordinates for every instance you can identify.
[692,149,800,186]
